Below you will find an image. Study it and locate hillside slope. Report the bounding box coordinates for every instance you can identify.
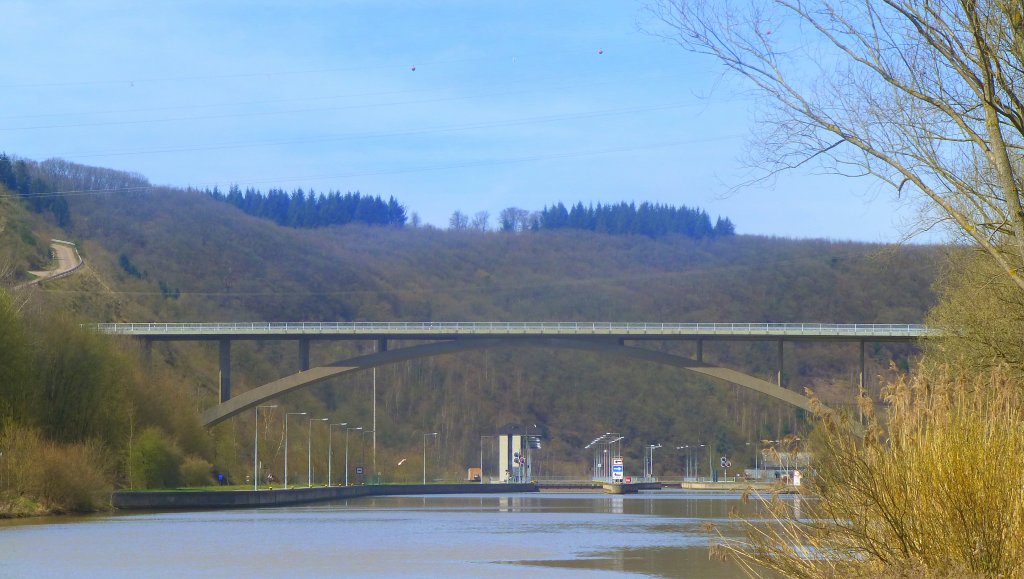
[4,161,941,480]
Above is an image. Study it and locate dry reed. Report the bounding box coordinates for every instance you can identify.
[714,366,1024,578]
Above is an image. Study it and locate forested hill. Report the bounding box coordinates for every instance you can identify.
[196,181,732,238]
[6,153,734,239]
[2,158,941,482]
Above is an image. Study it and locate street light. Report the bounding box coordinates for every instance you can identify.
[525,424,537,482]
[423,432,439,484]
[676,443,706,480]
[345,426,362,486]
[360,429,375,483]
[585,433,614,481]
[328,422,347,486]
[284,412,307,488]
[480,435,496,484]
[676,445,690,479]
[308,417,328,487]
[646,444,662,481]
[254,405,277,491]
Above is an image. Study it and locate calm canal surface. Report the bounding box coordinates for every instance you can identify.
[0,489,799,577]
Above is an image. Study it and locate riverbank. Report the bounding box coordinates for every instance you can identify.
[112,482,539,510]
[0,494,52,519]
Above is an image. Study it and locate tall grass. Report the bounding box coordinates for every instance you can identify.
[717,366,1024,578]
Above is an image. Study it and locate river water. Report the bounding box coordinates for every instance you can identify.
[0,489,796,577]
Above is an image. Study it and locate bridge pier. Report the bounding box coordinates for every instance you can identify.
[299,338,311,372]
[859,340,865,393]
[859,340,866,422]
[377,338,388,353]
[141,338,153,367]
[696,340,703,363]
[777,340,784,387]
[219,339,231,402]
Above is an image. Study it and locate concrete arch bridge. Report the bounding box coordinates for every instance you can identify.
[91,322,930,427]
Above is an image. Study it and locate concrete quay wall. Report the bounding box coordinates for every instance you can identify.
[112,483,538,511]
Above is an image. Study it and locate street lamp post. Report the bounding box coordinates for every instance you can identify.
[525,424,537,482]
[699,444,707,480]
[646,444,662,482]
[677,443,706,480]
[584,432,621,483]
[676,445,687,479]
[254,405,277,491]
[480,435,495,484]
[360,429,375,483]
[423,432,438,484]
[308,417,328,487]
[328,422,347,486]
[345,426,362,486]
[284,412,307,488]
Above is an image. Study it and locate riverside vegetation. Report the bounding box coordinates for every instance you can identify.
[0,290,213,515]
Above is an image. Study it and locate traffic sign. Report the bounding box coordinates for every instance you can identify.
[612,457,624,482]
[356,467,364,475]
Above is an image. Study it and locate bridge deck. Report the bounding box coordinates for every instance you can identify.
[92,322,929,341]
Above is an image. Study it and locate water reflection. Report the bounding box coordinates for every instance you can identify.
[0,490,795,578]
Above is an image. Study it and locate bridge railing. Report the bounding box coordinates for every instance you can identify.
[90,321,932,338]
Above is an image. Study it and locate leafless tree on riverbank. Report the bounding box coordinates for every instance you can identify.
[651,0,1024,290]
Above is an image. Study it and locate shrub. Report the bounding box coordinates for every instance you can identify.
[128,427,182,489]
[179,455,214,487]
[0,425,112,512]
[717,366,1024,577]
[31,440,112,512]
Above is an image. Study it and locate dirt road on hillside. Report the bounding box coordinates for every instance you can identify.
[21,240,83,286]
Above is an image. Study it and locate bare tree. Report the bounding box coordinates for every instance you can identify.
[470,210,490,231]
[448,210,469,230]
[653,0,1024,290]
[499,207,532,232]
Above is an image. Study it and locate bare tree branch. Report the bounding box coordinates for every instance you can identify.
[652,0,1024,289]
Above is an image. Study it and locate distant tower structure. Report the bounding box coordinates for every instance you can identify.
[498,430,541,483]
[498,433,526,483]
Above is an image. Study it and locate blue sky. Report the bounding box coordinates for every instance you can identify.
[1,1,934,242]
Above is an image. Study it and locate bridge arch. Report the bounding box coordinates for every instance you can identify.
[201,337,815,426]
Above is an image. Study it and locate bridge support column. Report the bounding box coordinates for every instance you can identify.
[299,338,311,372]
[696,340,703,363]
[141,338,153,367]
[859,340,865,392]
[377,338,388,353]
[219,339,231,402]
[859,340,866,423]
[777,340,784,387]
